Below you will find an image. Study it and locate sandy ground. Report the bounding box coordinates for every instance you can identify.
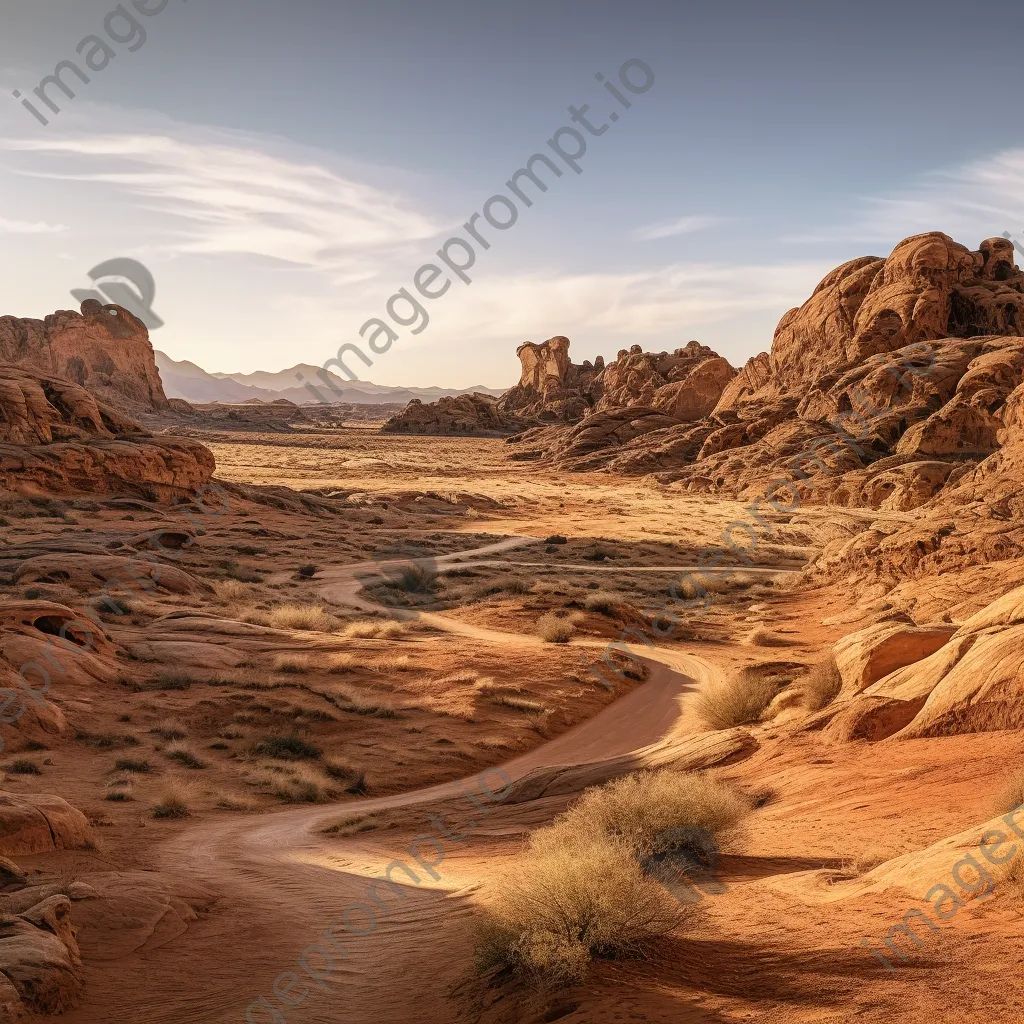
[5,428,1022,1023]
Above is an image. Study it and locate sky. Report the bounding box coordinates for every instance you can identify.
[3,0,1024,389]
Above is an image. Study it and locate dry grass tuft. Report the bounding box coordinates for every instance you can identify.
[802,656,843,711]
[342,620,406,640]
[540,768,751,860]
[583,590,621,615]
[165,743,207,769]
[475,769,748,984]
[326,653,356,673]
[273,653,313,673]
[695,666,787,730]
[151,780,195,819]
[743,625,789,647]
[536,612,575,644]
[214,580,255,601]
[264,603,338,632]
[475,835,680,985]
[1001,854,1024,899]
[150,718,188,741]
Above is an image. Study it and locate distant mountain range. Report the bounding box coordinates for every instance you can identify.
[155,352,508,406]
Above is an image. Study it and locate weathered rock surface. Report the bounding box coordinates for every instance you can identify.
[0,894,84,1017]
[0,301,167,412]
[0,793,89,857]
[382,393,530,436]
[501,236,1024,521]
[496,336,603,423]
[0,363,215,499]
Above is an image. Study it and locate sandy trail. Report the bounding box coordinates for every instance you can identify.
[62,538,704,1024]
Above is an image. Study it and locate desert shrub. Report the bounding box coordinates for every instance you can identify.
[475,834,680,984]
[695,667,785,730]
[539,769,751,861]
[996,771,1024,814]
[150,719,188,741]
[802,656,843,711]
[8,759,41,775]
[342,620,406,640]
[584,590,621,615]
[104,786,134,802]
[296,564,319,578]
[273,653,313,674]
[544,535,568,545]
[165,744,207,769]
[249,735,321,760]
[152,781,192,818]
[213,579,254,601]
[153,668,195,691]
[77,731,140,749]
[217,795,260,812]
[743,626,789,647]
[536,612,575,644]
[265,603,338,632]
[115,757,152,773]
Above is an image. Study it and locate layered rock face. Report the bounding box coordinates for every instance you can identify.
[381,393,529,435]
[509,234,1024,506]
[0,363,214,499]
[496,336,604,422]
[0,301,167,412]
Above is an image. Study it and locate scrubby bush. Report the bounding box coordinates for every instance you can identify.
[152,781,193,818]
[265,603,338,632]
[8,759,41,775]
[802,656,843,711]
[695,666,786,729]
[536,612,575,644]
[249,735,321,760]
[474,769,749,984]
[475,835,679,984]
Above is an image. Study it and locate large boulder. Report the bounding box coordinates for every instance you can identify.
[0,363,215,499]
[0,300,167,412]
[0,794,89,858]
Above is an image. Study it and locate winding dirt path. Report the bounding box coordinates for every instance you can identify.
[63,538,715,1024]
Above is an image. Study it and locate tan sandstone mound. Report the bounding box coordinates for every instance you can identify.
[0,362,214,499]
[0,300,167,412]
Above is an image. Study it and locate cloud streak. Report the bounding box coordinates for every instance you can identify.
[1,129,442,270]
[0,215,67,234]
[783,147,1024,247]
[633,214,724,241]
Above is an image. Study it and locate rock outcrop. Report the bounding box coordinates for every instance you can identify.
[505,235,1024,518]
[0,363,215,499]
[381,393,530,436]
[496,336,603,422]
[0,301,167,412]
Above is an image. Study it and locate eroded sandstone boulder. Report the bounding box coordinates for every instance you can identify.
[0,363,215,499]
[0,301,167,412]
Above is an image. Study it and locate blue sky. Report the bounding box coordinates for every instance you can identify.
[3,0,1024,388]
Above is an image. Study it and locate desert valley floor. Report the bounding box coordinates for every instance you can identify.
[3,423,1023,1024]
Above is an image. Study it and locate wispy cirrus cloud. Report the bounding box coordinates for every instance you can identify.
[0,129,442,271]
[632,213,725,242]
[0,215,67,234]
[783,147,1024,247]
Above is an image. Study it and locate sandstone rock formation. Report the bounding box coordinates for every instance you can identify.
[382,393,530,436]
[0,794,89,858]
[496,336,603,422]
[0,363,215,499]
[508,235,1024,519]
[0,301,167,412]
